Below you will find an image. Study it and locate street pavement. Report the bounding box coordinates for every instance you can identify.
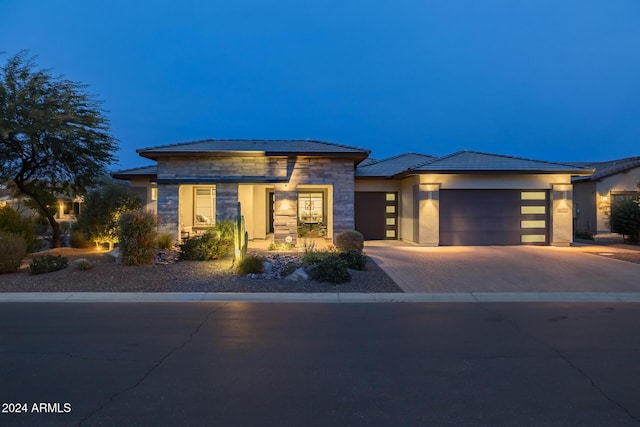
[1,302,639,426]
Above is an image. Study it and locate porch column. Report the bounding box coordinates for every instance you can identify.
[418,183,440,246]
[216,183,239,221]
[157,184,180,239]
[273,184,298,244]
[551,184,573,247]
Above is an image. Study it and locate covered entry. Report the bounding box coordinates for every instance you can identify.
[355,192,398,240]
[439,189,549,245]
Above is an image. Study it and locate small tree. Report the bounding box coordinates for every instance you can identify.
[610,199,640,242]
[0,51,117,247]
[73,180,142,249]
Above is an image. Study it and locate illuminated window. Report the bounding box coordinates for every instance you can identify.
[298,192,324,224]
[521,206,545,214]
[386,205,396,214]
[521,220,546,228]
[386,193,396,201]
[194,188,215,226]
[386,230,396,238]
[521,192,546,200]
[151,187,158,201]
[386,218,396,226]
[521,234,546,243]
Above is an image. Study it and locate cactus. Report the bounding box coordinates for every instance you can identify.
[234,202,248,264]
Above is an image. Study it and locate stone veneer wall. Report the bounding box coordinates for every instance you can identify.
[278,157,355,244]
[155,156,356,243]
[215,183,239,222]
[156,184,179,236]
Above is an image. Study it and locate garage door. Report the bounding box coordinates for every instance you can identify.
[355,192,398,240]
[439,190,549,245]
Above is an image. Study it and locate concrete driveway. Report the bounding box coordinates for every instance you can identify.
[365,242,640,293]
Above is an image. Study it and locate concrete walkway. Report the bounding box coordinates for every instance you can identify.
[365,241,640,293]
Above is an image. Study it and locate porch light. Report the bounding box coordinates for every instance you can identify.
[601,196,608,202]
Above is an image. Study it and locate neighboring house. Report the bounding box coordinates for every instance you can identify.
[113,140,593,246]
[110,165,159,213]
[572,157,640,234]
[0,183,83,222]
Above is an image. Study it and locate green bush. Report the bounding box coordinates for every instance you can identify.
[237,255,265,275]
[267,241,296,251]
[610,200,640,242]
[339,251,367,270]
[157,233,175,250]
[335,230,365,254]
[207,220,235,241]
[73,181,143,248]
[117,211,158,265]
[0,231,27,273]
[301,250,329,266]
[70,230,93,248]
[179,233,233,261]
[309,253,351,284]
[29,255,68,275]
[0,205,38,252]
[71,258,94,270]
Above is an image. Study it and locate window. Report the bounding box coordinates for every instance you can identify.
[521,192,546,200]
[298,192,324,224]
[151,187,158,201]
[612,192,640,203]
[194,188,215,226]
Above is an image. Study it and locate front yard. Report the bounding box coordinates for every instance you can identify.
[0,247,402,293]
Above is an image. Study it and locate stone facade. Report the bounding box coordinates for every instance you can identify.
[155,155,357,243]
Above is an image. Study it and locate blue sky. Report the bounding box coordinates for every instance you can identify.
[2,0,639,170]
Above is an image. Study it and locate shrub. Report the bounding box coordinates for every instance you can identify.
[157,233,175,250]
[0,205,38,252]
[179,233,233,261]
[117,211,158,265]
[309,253,351,284]
[207,220,235,241]
[29,255,68,275]
[237,255,265,275]
[267,241,296,251]
[335,230,364,254]
[74,181,143,249]
[301,250,329,266]
[71,258,94,270]
[610,200,640,242]
[339,250,368,271]
[0,231,27,273]
[70,230,93,248]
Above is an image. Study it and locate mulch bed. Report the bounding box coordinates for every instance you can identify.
[0,248,403,293]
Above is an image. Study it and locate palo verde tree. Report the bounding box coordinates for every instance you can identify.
[0,51,117,247]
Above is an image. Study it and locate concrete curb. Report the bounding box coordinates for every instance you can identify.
[1,292,640,303]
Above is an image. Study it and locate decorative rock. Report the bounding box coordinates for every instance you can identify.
[285,267,309,281]
[263,261,273,272]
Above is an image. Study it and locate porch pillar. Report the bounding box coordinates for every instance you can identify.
[551,184,573,247]
[418,183,440,246]
[273,184,298,244]
[216,183,239,222]
[157,184,180,240]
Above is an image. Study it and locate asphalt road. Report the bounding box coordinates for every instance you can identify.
[1,302,639,426]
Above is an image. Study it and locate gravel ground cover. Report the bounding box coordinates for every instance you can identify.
[0,248,402,293]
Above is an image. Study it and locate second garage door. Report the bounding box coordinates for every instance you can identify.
[439,189,549,245]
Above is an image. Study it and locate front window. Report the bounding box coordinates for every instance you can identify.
[298,192,324,224]
[194,187,215,226]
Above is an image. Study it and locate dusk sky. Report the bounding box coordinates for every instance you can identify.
[2,1,639,170]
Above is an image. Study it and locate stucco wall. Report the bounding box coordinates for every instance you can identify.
[594,167,640,233]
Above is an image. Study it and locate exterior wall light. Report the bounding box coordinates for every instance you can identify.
[601,196,608,202]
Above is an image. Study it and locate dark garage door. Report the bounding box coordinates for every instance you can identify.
[439,189,549,246]
[355,192,398,240]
